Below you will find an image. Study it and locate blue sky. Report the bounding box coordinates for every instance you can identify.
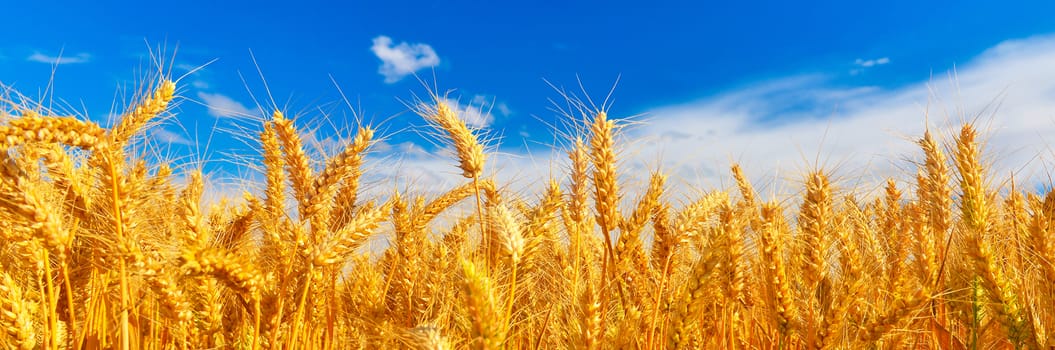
[4,1,1055,195]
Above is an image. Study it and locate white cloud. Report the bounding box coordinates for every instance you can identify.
[175,63,199,72]
[197,92,257,118]
[150,128,192,146]
[851,57,891,75]
[441,95,504,128]
[855,57,891,68]
[471,94,512,117]
[371,35,1055,201]
[398,141,430,157]
[371,35,440,83]
[27,51,91,65]
[634,36,1055,195]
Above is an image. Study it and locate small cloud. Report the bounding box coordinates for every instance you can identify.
[175,62,213,77]
[27,51,91,65]
[496,103,512,116]
[398,141,429,158]
[442,95,506,128]
[175,63,211,90]
[298,128,346,158]
[470,94,512,117]
[197,92,256,118]
[371,35,440,83]
[854,57,891,68]
[372,140,393,152]
[150,128,192,146]
[633,35,1055,192]
[175,63,199,72]
[334,34,1055,202]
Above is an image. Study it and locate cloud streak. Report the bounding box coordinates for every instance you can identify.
[851,57,890,75]
[150,128,193,146]
[27,51,91,65]
[197,92,257,118]
[372,35,1055,199]
[371,35,440,83]
[854,57,890,67]
[635,35,1055,194]
[438,95,510,128]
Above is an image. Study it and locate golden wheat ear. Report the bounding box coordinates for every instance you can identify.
[427,101,488,180]
[617,172,664,266]
[758,202,795,337]
[310,201,387,267]
[0,115,107,150]
[324,126,373,231]
[0,271,35,350]
[667,242,722,349]
[271,111,316,230]
[589,112,620,249]
[419,100,493,270]
[460,259,505,349]
[260,121,286,222]
[109,80,176,146]
[954,123,1030,344]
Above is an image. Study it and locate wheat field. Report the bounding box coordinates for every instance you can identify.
[0,74,1053,350]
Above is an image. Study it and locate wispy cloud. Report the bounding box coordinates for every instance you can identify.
[473,95,512,118]
[175,63,199,72]
[634,35,1055,193]
[851,57,890,75]
[372,35,1055,198]
[397,141,430,158]
[371,35,440,83]
[150,128,193,146]
[175,63,214,90]
[197,92,257,118]
[26,51,91,65]
[439,95,509,128]
[855,57,890,67]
